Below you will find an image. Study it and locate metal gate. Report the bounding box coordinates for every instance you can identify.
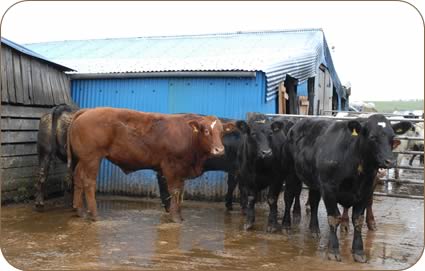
[266,113,424,200]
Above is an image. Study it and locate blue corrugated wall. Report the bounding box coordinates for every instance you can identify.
[71,72,275,200]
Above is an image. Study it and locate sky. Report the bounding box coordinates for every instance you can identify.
[0,1,424,102]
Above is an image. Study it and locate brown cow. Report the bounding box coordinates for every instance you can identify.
[67,107,235,222]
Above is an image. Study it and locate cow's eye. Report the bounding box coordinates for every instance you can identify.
[369,135,378,141]
[204,129,210,136]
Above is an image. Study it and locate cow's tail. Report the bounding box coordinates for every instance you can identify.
[66,109,87,171]
[51,104,74,160]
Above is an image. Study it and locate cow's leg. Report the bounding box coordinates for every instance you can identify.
[239,182,248,215]
[409,154,416,166]
[63,165,74,208]
[305,196,311,215]
[352,204,368,263]
[322,192,341,261]
[266,179,282,233]
[35,154,51,210]
[157,173,171,212]
[81,159,100,221]
[308,189,321,238]
[340,207,350,233]
[244,186,257,231]
[292,180,302,225]
[73,162,85,218]
[366,195,376,231]
[282,173,301,230]
[282,182,295,230]
[225,173,238,211]
[167,178,184,223]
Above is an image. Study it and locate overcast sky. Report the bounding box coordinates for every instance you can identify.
[0,1,424,102]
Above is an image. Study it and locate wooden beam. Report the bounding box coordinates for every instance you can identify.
[1,118,40,130]
[1,47,9,103]
[1,131,38,144]
[20,55,33,104]
[30,59,44,105]
[0,155,39,169]
[1,143,38,157]
[1,164,68,180]
[278,82,287,114]
[1,104,50,118]
[12,51,24,104]
[5,47,16,103]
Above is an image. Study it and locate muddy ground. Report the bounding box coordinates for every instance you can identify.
[1,187,423,271]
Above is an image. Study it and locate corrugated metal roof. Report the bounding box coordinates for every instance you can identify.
[25,29,344,100]
[1,37,74,72]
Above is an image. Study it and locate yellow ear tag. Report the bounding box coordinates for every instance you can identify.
[396,128,402,133]
[357,164,363,174]
[352,129,358,136]
[192,126,199,133]
[225,128,231,132]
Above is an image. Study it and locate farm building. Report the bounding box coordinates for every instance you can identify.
[24,28,347,200]
[0,37,74,203]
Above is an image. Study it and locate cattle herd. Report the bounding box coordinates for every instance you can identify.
[35,104,423,263]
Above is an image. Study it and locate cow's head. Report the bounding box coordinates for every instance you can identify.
[347,114,412,168]
[404,123,424,151]
[188,116,231,156]
[268,120,294,156]
[238,115,273,160]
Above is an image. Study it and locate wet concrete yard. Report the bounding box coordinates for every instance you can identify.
[1,190,423,270]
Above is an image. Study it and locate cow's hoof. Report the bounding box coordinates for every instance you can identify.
[86,211,97,221]
[171,214,183,223]
[225,204,233,211]
[282,221,291,231]
[244,223,254,231]
[34,203,44,212]
[327,251,341,262]
[353,253,367,263]
[340,223,349,233]
[367,222,377,231]
[162,204,170,213]
[311,231,321,239]
[266,224,281,233]
[292,214,301,225]
[77,208,85,218]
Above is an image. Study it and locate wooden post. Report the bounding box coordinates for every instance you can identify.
[278,82,288,114]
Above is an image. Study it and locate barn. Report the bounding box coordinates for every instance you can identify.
[25,28,347,200]
[0,37,74,203]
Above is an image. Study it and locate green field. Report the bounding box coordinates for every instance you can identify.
[367,100,424,113]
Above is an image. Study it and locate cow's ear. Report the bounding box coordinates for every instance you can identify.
[271,121,284,132]
[188,120,201,133]
[392,121,413,135]
[223,122,236,133]
[236,120,249,134]
[347,120,362,137]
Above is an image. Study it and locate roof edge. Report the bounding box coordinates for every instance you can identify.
[1,37,75,72]
[69,71,257,80]
[24,28,324,45]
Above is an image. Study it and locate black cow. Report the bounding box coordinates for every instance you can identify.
[157,118,245,212]
[237,113,292,232]
[35,104,78,210]
[286,114,411,262]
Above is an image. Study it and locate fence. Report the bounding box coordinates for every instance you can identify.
[266,112,424,200]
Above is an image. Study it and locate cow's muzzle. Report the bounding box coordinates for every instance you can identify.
[259,149,273,159]
[380,159,396,168]
[211,146,225,156]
